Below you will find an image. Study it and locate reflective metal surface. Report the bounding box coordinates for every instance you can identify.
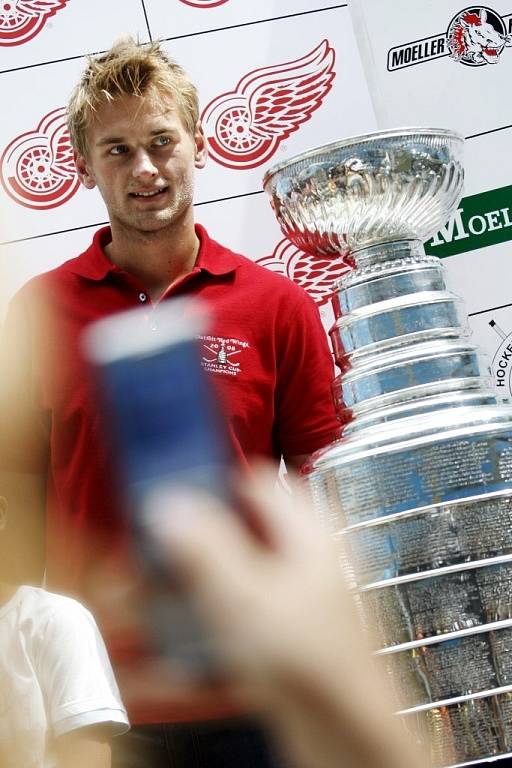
[381,623,512,708]
[359,555,512,646]
[405,691,512,767]
[265,128,512,767]
[263,128,464,258]
[333,339,490,411]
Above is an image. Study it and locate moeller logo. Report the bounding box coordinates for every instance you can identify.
[0,0,69,47]
[425,184,512,259]
[179,0,229,6]
[388,6,512,71]
[256,238,352,306]
[201,40,335,170]
[1,107,80,210]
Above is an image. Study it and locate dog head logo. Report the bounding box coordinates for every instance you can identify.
[202,40,335,170]
[256,238,352,307]
[1,107,80,209]
[447,7,512,65]
[179,0,229,6]
[0,0,69,46]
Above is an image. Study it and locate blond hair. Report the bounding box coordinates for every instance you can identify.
[67,38,199,157]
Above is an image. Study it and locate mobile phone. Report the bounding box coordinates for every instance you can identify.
[83,297,233,673]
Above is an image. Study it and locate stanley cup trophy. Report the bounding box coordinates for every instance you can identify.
[263,129,512,767]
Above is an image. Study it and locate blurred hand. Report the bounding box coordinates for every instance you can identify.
[146,466,429,768]
[149,466,357,684]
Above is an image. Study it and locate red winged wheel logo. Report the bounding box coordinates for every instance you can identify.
[0,0,69,46]
[1,107,80,210]
[256,238,353,307]
[179,0,229,6]
[202,40,336,170]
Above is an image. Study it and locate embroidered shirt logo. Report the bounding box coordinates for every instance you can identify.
[1,106,79,210]
[201,40,335,170]
[0,0,69,47]
[256,238,353,306]
[199,335,249,377]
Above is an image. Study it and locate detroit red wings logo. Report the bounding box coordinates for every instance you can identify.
[0,0,69,46]
[256,239,353,307]
[179,0,229,6]
[202,40,335,170]
[1,107,79,210]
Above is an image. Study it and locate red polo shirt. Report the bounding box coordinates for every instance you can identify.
[0,224,338,722]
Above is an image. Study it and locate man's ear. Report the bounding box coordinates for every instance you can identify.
[0,497,7,532]
[194,121,207,170]
[74,151,97,190]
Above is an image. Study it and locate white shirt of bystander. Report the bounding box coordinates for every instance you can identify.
[0,585,129,768]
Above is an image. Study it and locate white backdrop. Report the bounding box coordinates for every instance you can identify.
[0,0,376,343]
[1,0,511,401]
[349,0,512,401]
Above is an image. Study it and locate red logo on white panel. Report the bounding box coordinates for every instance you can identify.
[0,0,69,46]
[1,107,79,209]
[388,5,512,70]
[179,0,229,6]
[201,40,336,170]
[256,239,352,307]
[447,7,512,65]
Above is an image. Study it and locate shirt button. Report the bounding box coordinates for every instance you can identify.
[139,292,147,303]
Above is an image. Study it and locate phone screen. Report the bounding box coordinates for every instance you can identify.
[102,337,232,511]
[83,299,232,672]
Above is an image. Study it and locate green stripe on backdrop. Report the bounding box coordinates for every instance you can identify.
[425,185,512,258]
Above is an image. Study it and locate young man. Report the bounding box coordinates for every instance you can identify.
[0,38,339,768]
[0,494,129,768]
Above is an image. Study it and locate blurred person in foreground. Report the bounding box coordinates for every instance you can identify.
[0,37,339,768]
[144,465,429,768]
[0,491,128,768]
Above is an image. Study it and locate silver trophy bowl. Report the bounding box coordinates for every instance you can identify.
[263,127,464,259]
[264,129,512,767]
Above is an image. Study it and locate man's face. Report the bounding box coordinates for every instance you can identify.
[75,93,206,235]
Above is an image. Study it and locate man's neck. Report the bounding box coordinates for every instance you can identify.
[105,219,201,302]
